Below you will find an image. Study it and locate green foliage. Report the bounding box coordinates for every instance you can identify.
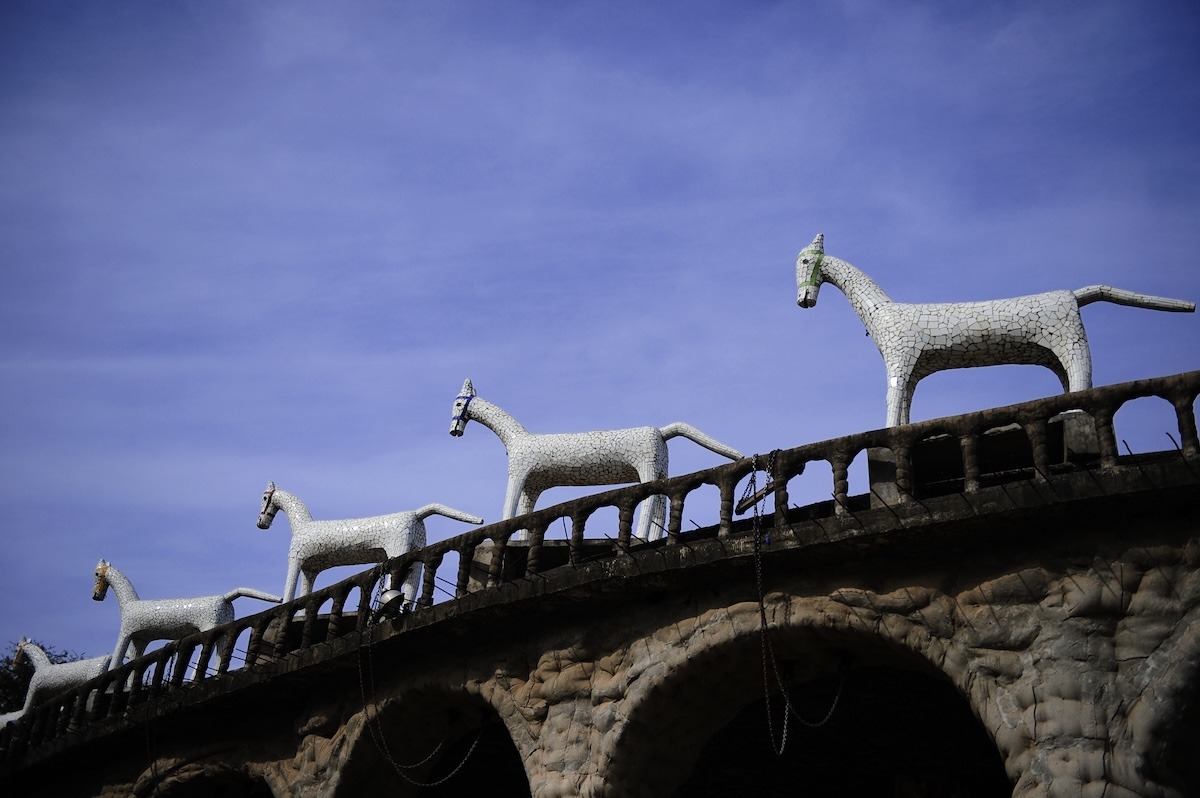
[0,640,85,714]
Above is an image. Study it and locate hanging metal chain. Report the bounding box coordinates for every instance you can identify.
[745,451,845,757]
[744,453,788,754]
[356,569,483,787]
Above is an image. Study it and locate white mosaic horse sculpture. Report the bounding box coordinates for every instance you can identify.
[795,233,1196,427]
[1,638,110,722]
[449,379,745,540]
[257,483,484,605]
[93,559,281,669]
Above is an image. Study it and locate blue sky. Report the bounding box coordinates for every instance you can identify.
[2,1,1197,659]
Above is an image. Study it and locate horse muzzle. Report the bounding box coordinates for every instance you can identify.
[449,420,465,436]
[797,285,820,308]
[257,512,273,529]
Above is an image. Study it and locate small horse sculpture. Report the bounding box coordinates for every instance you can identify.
[93,559,281,669]
[795,233,1196,427]
[449,379,745,540]
[1,638,110,721]
[257,483,484,606]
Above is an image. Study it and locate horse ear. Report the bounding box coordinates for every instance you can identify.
[809,233,824,253]
[267,481,275,491]
[460,378,475,396]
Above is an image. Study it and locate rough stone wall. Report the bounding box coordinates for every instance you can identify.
[19,511,1200,798]
[241,534,1197,798]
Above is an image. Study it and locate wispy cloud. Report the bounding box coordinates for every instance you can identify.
[1,0,1197,657]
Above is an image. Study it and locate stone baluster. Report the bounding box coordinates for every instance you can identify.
[959,432,980,492]
[69,687,89,735]
[325,591,347,640]
[616,498,636,550]
[47,696,70,739]
[456,544,474,597]
[1025,419,1050,477]
[206,632,230,678]
[666,488,685,542]
[894,444,912,497]
[420,551,443,607]
[831,450,850,515]
[1173,394,1199,459]
[172,641,195,687]
[245,616,272,665]
[718,470,738,537]
[569,510,587,565]
[126,662,146,706]
[355,576,375,629]
[1094,405,1119,467]
[486,537,508,588]
[525,519,550,575]
[772,452,792,531]
[147,650,169,695]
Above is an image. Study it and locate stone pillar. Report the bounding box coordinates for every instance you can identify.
[1049,409,1099,464]
[867,447,901,508]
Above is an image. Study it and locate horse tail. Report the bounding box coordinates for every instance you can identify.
[659,423,745,461]
[414,504,484,525]
[1073,285,1195,312]
[224,588,283,604]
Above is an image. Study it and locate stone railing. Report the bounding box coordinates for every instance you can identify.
[2,370,1197,771]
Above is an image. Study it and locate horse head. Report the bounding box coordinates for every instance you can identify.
[13,637,29,668]
[449,378,476,437]
[257,481,279,529]
[92,559,111,602]
[796,233,825,308]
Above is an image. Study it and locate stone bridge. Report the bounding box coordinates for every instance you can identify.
[3,372,1199,798]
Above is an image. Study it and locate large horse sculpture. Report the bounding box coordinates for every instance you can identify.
[92,559,281,670]
[257,483,483,606]
[795,233,1195,427]
[448,379,744,540]
[0,638,110,724]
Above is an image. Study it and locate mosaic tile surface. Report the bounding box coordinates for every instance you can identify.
[3,638,110,720]
[257,483,482,605]
[795,233,1195,426]
[449,379,744,540]
[93,559,281,669]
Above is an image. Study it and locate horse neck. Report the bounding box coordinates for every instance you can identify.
[822,255,892,326]
[273,489,314,526]
[468,396,529,451]
[104,566,140,606]
[20,642,50,670]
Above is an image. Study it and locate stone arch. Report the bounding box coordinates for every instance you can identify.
[1126,594,1200,793]
[330,683,531,798]
[139,762,275,798]
[603,592,1014,796]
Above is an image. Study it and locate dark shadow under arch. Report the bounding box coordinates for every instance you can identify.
[610,625,1011,797]
[1162,676,1200,794]
[673,665,1010,797]
[153,768,274,798]
[334,688,530,798]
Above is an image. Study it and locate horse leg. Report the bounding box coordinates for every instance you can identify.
[885,362,917,427]
[1055,325,1093,393]
[502,470,528,520]
[511,486,543,543]
[635,455,669,541]
[398,562,423,610]
[110,635,131,673]
[283,559,301,604]
[515,486,543,518]
[299,569,317,599]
